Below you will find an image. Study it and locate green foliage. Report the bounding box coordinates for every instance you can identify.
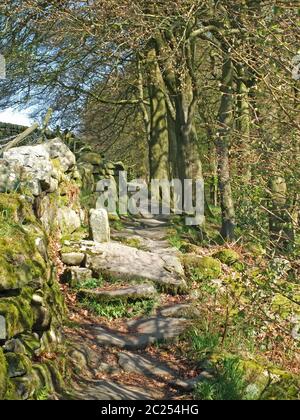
[195,357,250,401]
[187,328,220,359]
[233,183,269,244]
[74,277,104,290]
[183,255,222,281]
[35,387,50,401]
[81,298,157,320]
[213,249,241,266]
[110,219,125,232]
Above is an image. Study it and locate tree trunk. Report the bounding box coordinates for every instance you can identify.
[216,56,236,241]
[237,67,252,181]
[147,49,170,181]
[268,175,294,250]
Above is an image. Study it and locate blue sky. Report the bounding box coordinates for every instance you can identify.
[0,108,32,126]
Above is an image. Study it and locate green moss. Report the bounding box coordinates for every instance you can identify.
[0,193,36,225]
[5,353,31,378]
[114,236,146,250]
[245,242,266,258]
[79,152,102,165]
[61,226,88,244]
[0,289,34,339]
[20,333,41,356]
[271,293,300,320]
[0,220,46,291]
[241,360,300,400]
[0,349,8,399]
[45,280,66,324]
[183,255,222,281]
[3,380,19,400]
[213,249,241,266]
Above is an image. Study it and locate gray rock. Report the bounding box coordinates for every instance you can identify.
[126,317,189,338]
[98,363,120,375]
[0,159,23,193]
[57,207,81,234]
[78,284,157,303]
[5,353,28,378]
[117,352,212,392]
[3,144,53,196]
[0,315,6,341]
[44,137,76,172]
[89,209,110,243]
[48,177,59,193]
[118,352,176,378]
[34,237,48,261]
[92,317,189,350]
[73,379,158,400]
[33,305,52,332]
[159,303,200,318]
[3,339,26,354]
[170,372,214,392]
[32,294,44,306]
[85,241,186,294]
[61,252,85,266]
[62,267,93,287]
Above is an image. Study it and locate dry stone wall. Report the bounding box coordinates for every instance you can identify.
[0,136,86,399]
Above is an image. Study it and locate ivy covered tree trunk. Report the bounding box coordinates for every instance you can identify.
[216,56,236,241]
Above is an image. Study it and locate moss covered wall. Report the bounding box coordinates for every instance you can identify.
[0,192,67,400]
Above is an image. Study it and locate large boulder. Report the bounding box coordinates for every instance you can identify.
[3,145,54,196]
[2,139,76,196]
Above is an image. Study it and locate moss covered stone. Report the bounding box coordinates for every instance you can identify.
[183,255,222,280]
[241,360,300,400]
[213,249,241,266]
[0,349,8,399]
[0,288,34,339]
[5,353,31,378]
[0,202,46,291]
[79,152,102,166]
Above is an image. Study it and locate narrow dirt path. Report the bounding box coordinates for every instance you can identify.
[62,216,207,400]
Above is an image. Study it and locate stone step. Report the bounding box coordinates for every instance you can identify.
[71,379,160,400]
[90,317,190,350]
[80,241,187,294]
[158,303,200,319]
[117,352,213,392]
[77,284,157,303]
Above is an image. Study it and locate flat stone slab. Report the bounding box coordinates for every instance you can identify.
[111,232,177,256]
[117,352,213,391]
[92,317,189,350]
[159,303,200,318]
[72,379,158,400]
[126,317,189,339]
[78,284,157,303]
[118,352,177,379]
[82,241,186,294]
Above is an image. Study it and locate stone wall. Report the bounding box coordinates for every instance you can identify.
[0,138,84,400]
